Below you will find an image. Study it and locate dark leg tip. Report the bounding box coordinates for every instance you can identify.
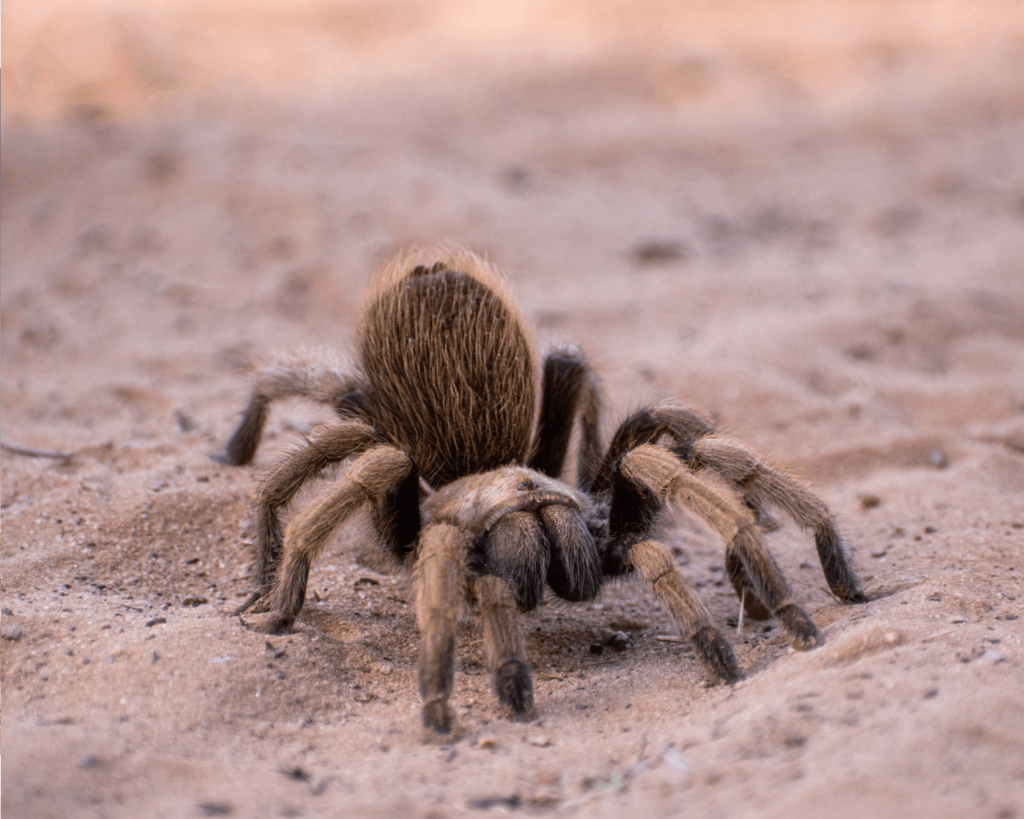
[775,603,820,650]
[422,699,456,735]
[265,615,295,635]
[494,660,534,719]
[232,591,263,616]
[239,613,294,635]
[837,585,869,604]
[219,408,266,467]
[692,626,742,684]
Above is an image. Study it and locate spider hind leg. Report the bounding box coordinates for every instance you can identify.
[529,344,603,488]
[690,435,867,603]
[247,442,414,635]
[216,357,366,466]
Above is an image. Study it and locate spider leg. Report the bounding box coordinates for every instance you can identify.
[593,406,866,604]
[215,356,367,466]
[690,436,867,603]
[628,537,741,681]
[260,445,418,633]
[239,422,381,614]
[416,522,471,735]
[605,444,819,672]
[473,575,533,721]
[472,502,601,717]
[590,406,714,494]
[529,344,603,490]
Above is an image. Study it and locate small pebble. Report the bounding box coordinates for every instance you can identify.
[1,623,23,641]
[602,631,630,651]
[197,803,233,817]
[467,794,522,811]
[859,495,882,510]
[528,791,561,808]
[477,735,497,749]
[870,547,888,558]
[633,240,686,265]
[278,766,310,782]
[662,747,692,773]
[983,649,1006,663]
[530,736,551,747]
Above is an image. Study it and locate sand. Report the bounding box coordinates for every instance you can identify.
[2,1,1023,816]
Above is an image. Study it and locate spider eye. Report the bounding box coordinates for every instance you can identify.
[517,480,536,492]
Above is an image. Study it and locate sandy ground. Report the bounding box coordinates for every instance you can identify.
[2,1,1024,817]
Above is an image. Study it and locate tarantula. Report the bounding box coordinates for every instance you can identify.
[219,246,866,735]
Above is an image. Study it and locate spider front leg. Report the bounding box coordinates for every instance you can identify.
[473,575,533,720]
[415,515,541,735]
[415,523,471,735]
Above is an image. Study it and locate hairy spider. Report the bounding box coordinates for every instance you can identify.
[218,246,866,735]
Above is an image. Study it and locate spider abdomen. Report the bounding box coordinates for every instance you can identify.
[361,263,536,487]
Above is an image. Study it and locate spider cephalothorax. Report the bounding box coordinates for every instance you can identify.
[219,247,866,735]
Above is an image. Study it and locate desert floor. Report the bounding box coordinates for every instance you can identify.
[2,1,1023,817]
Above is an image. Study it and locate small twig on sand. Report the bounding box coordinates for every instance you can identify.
[921,628,959,644]
[737,587,746,635]
[654,635,684,643]
[1,441,74,463]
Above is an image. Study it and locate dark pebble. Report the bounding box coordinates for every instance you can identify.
[467,794,521,810]
[197,802,233,816]
[602,631,629,651]
[278,766,310,782]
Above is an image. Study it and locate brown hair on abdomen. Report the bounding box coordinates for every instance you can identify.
[360,266,536,487]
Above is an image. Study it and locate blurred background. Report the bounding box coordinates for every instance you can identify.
[3,0,1022,449]
[4,0,1022,123]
